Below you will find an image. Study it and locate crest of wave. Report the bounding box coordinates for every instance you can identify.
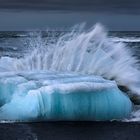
[0,23,140,95]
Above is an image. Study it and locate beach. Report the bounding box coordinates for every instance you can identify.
[0,122,140,140]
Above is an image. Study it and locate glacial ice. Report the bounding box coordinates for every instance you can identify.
[0,72,132,121]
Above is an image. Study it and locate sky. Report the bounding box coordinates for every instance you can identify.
[0,0,140,31]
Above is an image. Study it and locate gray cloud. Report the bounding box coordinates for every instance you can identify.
[0,0,140,14]
[0,11,140,31]
[0,0,140,31]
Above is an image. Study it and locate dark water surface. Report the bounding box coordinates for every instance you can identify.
[0,122,140,140]
[0,31,140,58]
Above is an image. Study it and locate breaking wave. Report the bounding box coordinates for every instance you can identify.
[0,23,139,95]
[0,23,139,121]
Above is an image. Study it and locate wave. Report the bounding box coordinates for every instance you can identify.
[0,23,139,95]
[0,23,139,121]
[110,37,140,43]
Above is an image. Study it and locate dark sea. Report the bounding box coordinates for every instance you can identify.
[0,31,140,58]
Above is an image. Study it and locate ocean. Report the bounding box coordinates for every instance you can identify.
[1,31,140,58]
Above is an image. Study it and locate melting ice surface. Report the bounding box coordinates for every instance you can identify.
[0,72,132,121]
[0,23,139,121]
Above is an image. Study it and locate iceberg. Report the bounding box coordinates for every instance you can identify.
[0,72,132,121]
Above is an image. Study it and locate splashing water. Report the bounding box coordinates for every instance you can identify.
[1,23,140,95]
[0,23,139,121]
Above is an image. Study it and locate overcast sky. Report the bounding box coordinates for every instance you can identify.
[0,0,140,31]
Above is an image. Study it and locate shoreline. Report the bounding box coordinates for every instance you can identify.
[0,121,140,140]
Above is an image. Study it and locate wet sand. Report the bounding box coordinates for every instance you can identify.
[0,122,140,140]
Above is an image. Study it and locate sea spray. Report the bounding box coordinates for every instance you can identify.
[0,23,138,121]
[0,23,139,95]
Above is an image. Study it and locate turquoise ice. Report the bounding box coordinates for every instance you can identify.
[0,71,132,121]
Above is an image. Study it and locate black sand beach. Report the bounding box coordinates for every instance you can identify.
[0,122,140,140]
